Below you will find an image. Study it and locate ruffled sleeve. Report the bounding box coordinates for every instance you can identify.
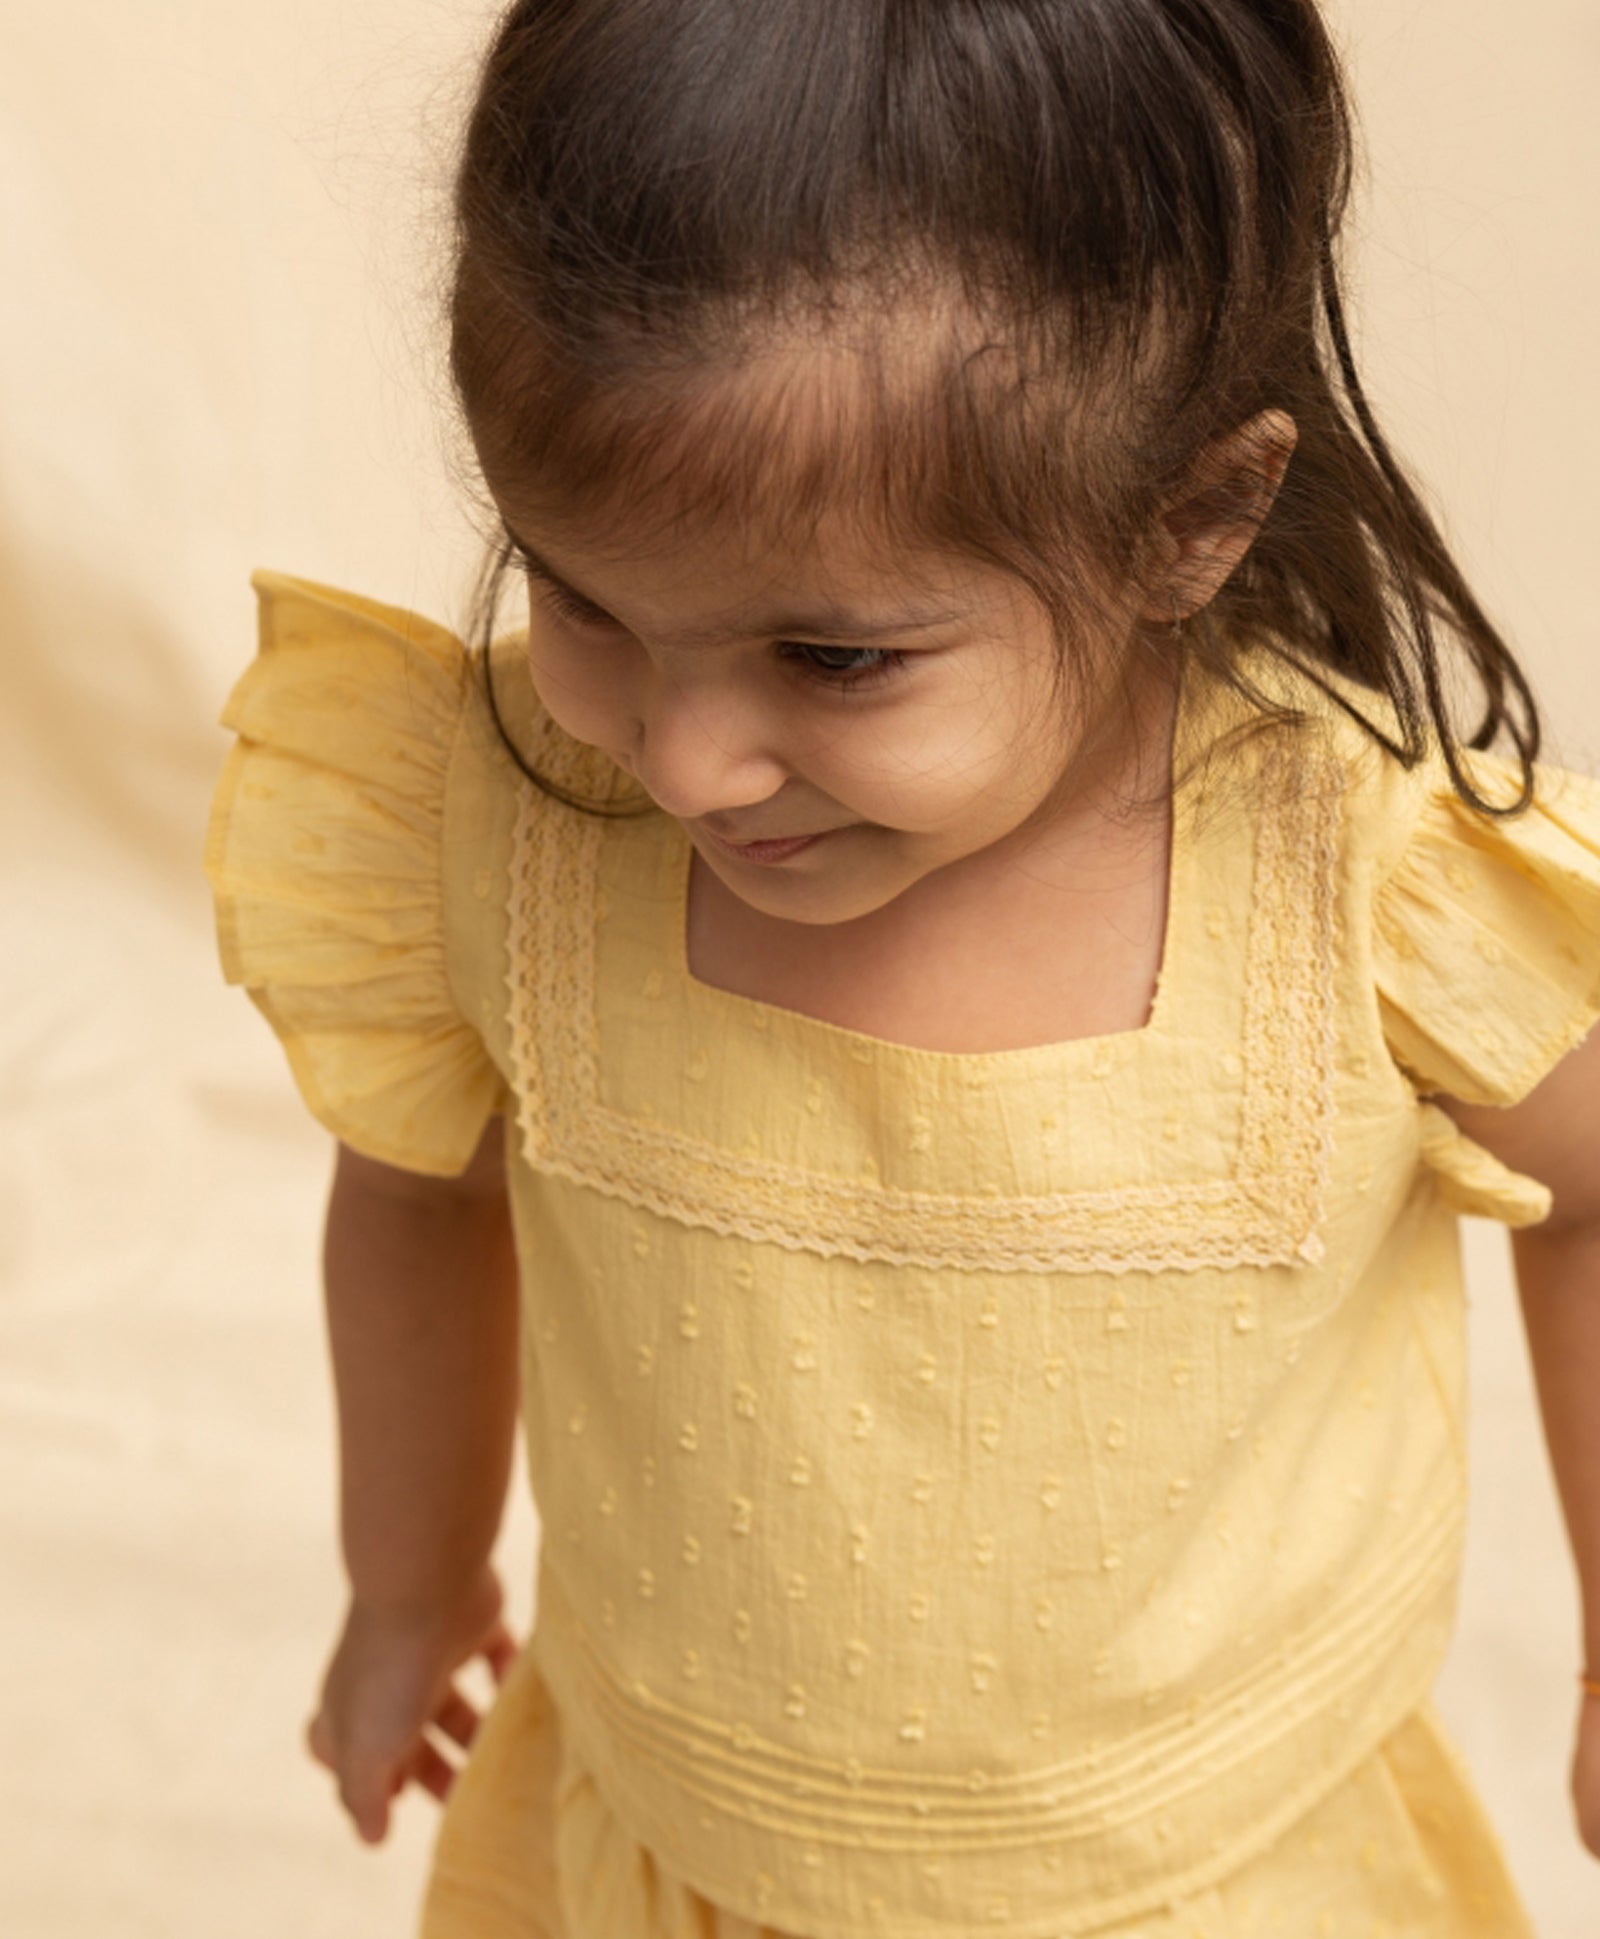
[1374,748,1600,1107]
[202,570,511,1176]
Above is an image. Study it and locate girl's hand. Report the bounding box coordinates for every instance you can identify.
[1576,1695,1600,1860]
[305,1563,519,1844]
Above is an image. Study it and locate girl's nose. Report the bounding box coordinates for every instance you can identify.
[628,674,790,823]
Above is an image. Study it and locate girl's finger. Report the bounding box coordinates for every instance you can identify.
[340,1756,399,1846]
[481,1621,519,1684]
[409,1736,459,1804]
[305,1710,337,1772]
[431,1685,481,1752]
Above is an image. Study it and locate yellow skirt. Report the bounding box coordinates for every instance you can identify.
[419,1644,1534,1939]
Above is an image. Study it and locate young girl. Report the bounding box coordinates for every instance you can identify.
[203,2,1600,1933]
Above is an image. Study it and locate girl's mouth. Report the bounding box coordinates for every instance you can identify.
[701,827,832,865]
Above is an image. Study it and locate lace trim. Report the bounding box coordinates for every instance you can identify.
[506,726,1344,1273]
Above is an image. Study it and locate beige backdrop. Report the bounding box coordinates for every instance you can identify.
[3,2,1596,1933]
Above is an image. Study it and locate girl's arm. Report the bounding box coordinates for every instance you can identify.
[1435,1022,1600,1859]
[309,1116,522,1841]
[323,1118,521,1617]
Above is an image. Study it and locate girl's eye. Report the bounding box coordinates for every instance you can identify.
[532,575,908,693]
[779,642,908,692]
[532,578,615,628]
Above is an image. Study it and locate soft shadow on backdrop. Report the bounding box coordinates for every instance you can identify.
[2,4,1596,1933]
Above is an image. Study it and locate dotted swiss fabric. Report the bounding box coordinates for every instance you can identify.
[205,575,1600,1939]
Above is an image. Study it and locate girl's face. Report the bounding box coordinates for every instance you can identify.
[496,496,1165,929]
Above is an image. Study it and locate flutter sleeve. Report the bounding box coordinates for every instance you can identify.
[1369,745,1600,1226]
[202,570,510,1176]
[1373,748,1600,1108]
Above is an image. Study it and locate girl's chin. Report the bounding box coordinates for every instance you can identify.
[705,846,933,929]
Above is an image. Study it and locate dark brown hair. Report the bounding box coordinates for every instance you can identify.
[449,0,1540,817]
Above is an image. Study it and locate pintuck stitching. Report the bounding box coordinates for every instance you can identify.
[552,1498,1460,1845]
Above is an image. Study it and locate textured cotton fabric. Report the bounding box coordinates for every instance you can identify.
[204,572,1600,1938]
[417,1649,1533,1939]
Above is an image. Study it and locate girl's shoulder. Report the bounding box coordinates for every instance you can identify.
[1205,643,1597,872]
[1176,643,1600,1116]
[1232,648,1600,1112]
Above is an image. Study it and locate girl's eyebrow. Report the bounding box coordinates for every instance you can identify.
[502,525,966,643]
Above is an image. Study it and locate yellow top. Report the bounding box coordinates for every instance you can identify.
[204,572,1600,1939]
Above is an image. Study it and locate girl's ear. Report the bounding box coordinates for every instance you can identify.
[1138,409,1298,624]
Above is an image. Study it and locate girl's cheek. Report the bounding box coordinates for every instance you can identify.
[529,622,623,697]
[525,643,630,755]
